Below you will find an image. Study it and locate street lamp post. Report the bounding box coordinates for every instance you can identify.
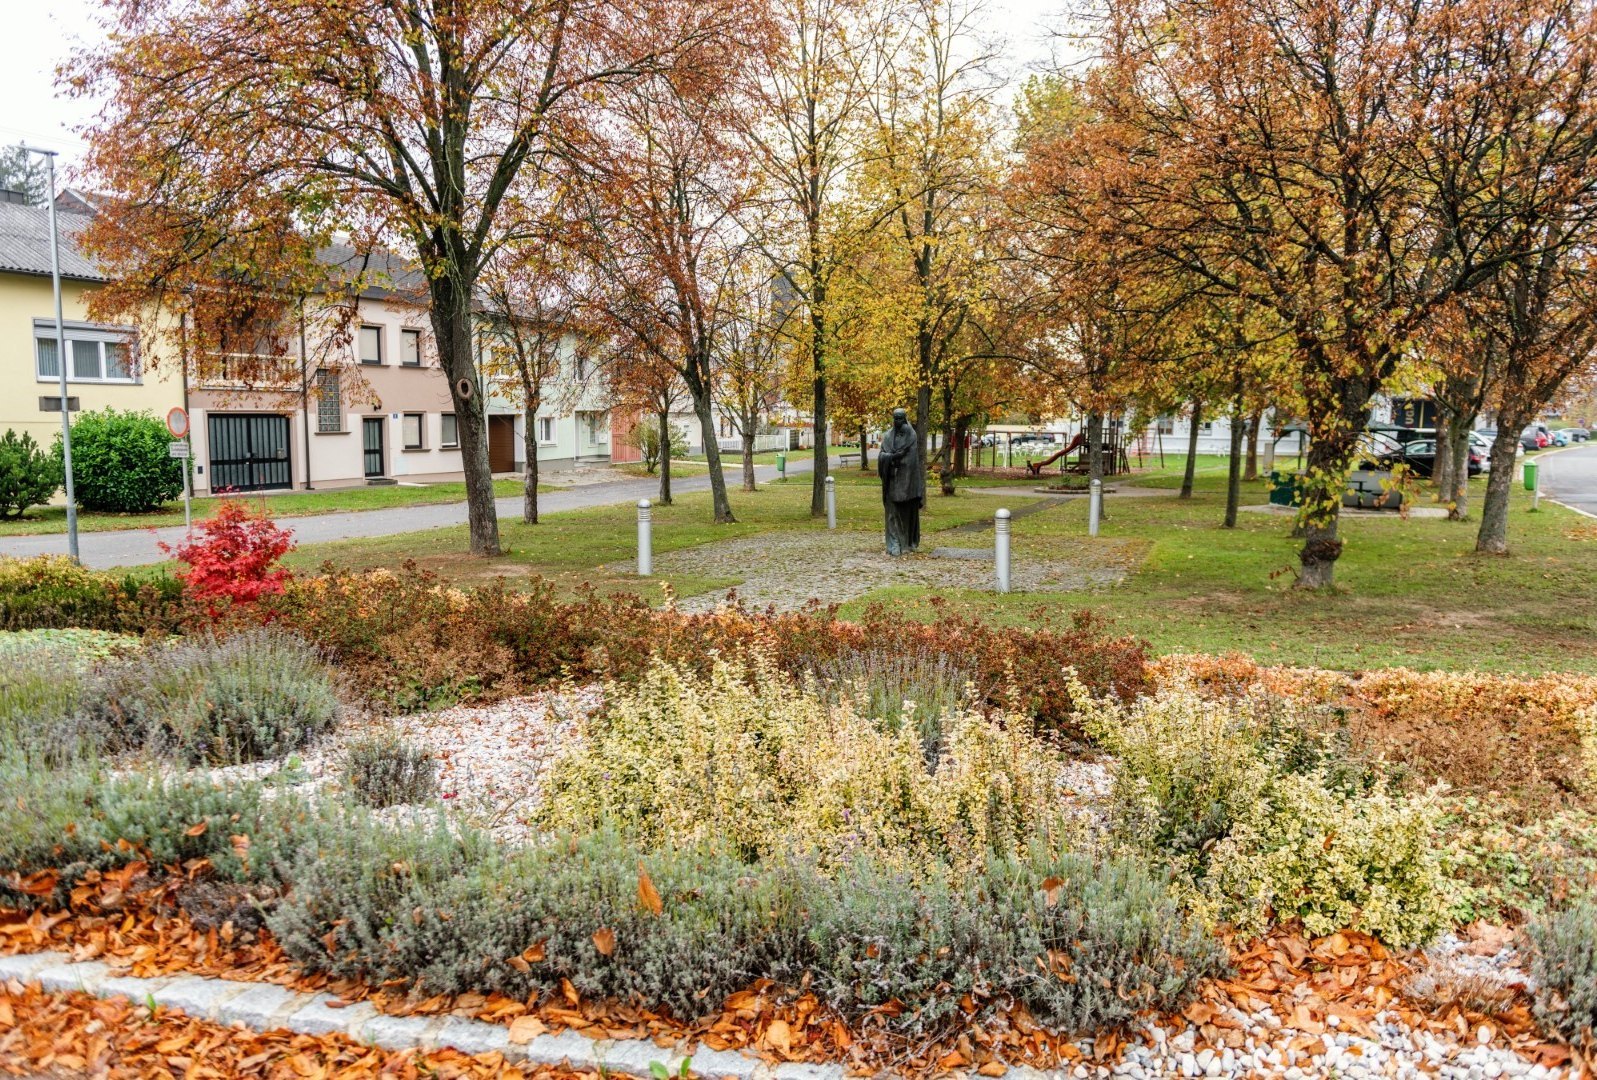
[22,145,78,561]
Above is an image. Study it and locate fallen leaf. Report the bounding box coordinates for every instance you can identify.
[592,928,616,957]
[637,865,663,917]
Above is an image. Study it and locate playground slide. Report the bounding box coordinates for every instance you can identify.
[1025,433,1087,475]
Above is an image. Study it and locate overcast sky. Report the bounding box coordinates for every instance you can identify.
[0,0,1072,177]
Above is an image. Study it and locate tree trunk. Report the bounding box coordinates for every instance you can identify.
[1086,412,1105,484]
[1243,410,1262,481]
[1224,401,1245,528]
[430,277,500,556]
[859,426,870,471]
[804,305,830,520]
[953,417,969,477]
[1180,398,1202,499]
[938,383,956,496]
[657,410,673,506]
[1448,418,1473,519]
[1434,412,1455,501]
[521,405,539,525]
[741,427,756,492]
[1294,423,1360,589]
[915,382,933,466]
[690,376,735,524]
[1476,416,1528,554]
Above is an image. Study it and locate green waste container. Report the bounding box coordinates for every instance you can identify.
[1523,459,1537,491]
[777,451,786,476]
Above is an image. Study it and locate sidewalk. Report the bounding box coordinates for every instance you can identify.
[0,457,823,570]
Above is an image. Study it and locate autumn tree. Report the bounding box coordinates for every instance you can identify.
[566,37,768,525]
[716,261,795,491]
[75,0,742,556]
[742,0,901,516]
[479,252,593,525]
[1071,0,1597,587]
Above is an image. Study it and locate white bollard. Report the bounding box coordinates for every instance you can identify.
[825,475,837,529]
[995,508,1011,593]
[1088,478,1102,537]
[637,499,653,576]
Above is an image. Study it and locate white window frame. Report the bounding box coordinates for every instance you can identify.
[34,322,139,385]
[358,324,384,365]
[441,413,459,448]
[537,416,556,445]
[402,412,425,450]
[400,328,422,367]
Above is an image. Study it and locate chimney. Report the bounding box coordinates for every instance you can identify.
[0,189,29,205]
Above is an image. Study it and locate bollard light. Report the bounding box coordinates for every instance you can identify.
[637,499,653,576]
[825,475,836,529]
[994,508,1011,593]
[1088,478,1102,537]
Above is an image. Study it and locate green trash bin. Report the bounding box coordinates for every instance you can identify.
[777,451,786,477]
[1523,459,1537,491]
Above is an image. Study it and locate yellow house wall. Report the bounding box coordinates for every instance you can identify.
[0,270,186,451]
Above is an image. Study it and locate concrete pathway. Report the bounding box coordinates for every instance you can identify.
[1538,442,1597,518]
[0,457,825,570]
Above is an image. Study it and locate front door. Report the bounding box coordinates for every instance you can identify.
[363,417,385,478]
[488,415,516,473]
[207,414,291,492]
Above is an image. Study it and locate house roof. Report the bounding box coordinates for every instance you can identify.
[0,201,106,283]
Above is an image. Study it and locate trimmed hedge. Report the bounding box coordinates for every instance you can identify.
[61,408,184,513]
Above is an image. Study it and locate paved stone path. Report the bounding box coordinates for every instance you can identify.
[0,457,824,570]
[650,528,1124,613]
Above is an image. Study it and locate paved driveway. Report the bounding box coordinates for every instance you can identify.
[1538,443,1597,518]
[0,457,823,570]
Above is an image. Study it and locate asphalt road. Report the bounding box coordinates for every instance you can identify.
[0,456,826,570]
[1538,442,1597,518]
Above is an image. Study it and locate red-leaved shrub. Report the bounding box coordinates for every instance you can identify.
[164,501,295,615]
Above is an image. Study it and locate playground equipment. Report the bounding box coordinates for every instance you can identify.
[1025,433,1087,476]
[1022,429,1132,477]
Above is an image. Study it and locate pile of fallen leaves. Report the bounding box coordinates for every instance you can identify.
[0,982,591,1080]
[1195,925,1581,1075]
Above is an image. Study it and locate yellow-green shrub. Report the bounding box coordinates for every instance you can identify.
[1080,680,1271,862]
[1083,679,1451,946]
[538,654,1072,871]
[1198,772,1452,946]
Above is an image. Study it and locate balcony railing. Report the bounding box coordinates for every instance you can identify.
[196,352,304,391]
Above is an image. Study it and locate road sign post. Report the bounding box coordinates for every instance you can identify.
[169,438,192,531]
[165,409,193,531]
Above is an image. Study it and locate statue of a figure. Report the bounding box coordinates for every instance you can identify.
[877,408,926,555]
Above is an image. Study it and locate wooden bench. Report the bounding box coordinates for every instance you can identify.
[838,452,860,469]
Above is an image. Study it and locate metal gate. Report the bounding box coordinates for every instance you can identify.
[207,414,291,492]
[363,417,385,478]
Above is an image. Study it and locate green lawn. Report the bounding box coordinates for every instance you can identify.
[0,478,535,536]
[283,460,1597,674]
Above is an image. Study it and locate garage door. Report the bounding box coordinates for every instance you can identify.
[208,414,292,492]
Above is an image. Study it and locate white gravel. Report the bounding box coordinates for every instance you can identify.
[197,687,596,845]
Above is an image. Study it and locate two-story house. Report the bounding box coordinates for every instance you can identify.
[0,195,184,458]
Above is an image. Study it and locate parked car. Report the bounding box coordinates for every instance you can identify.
[1378,439,1483,478]
[1551,428,1574,447]
[1562,426,1590,441]
[1521,423,1554,450]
